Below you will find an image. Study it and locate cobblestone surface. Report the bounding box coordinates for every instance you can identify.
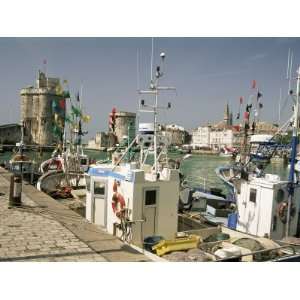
[0,174,107,262]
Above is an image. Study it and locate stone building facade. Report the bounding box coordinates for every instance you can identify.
[161,124,189,146]
[87,132,116,150]
[0,123,21,146]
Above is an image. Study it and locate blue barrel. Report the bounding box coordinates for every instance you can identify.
[227,213,238,229]
[143,236,164,252]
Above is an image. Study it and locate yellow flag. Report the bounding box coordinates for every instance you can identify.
[55,84,63,95]
[82,114,91,123]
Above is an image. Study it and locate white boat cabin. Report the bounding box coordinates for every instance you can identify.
[236,173,300,240]
[85,163,179,246]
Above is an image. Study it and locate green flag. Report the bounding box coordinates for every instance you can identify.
[71,105,81,117]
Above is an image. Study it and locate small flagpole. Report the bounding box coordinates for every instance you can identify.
[150,37,154,83]
[43,59,47,75]
[279,88,282,125]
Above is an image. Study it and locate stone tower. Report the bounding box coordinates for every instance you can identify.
[109,111,136,145]
[20,71,66,145]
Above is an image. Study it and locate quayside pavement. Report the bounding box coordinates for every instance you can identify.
[0,167,149,262]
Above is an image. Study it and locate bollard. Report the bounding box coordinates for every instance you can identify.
[8,174,22,208]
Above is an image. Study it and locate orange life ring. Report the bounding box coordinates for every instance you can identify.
[112,192,126,218]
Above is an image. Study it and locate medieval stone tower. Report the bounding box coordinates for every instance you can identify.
[109,109,136,145]
[20,71,66,145]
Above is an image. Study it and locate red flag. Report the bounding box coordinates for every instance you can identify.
[59,99,66,110]
[251,80,256,89]
[239,96,243,104]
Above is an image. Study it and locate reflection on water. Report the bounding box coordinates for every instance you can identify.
[0,150,289,194]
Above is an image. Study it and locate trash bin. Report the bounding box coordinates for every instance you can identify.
[9,174,22,208]
[227,212,238,229]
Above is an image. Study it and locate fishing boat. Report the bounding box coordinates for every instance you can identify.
[219,146,235,158]
[215,66,300,248]
[37,90,90,195]
[83,48,300,262]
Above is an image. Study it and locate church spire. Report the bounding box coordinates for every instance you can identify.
[224,102,230,125]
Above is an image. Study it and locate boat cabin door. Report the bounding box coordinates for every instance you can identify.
[142,189,158,238]
[93,179,107,227]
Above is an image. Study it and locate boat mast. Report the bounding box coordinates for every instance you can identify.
[139,47,175,175]
[286,65,300,237]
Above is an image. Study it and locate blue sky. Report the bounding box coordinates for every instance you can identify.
[0,37,300,138]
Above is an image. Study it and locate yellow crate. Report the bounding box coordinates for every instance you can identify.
[152,235,201,256]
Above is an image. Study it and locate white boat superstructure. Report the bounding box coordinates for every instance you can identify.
[216,65,300,241]
[236,173,300,239]
[85,163,179,245]
[85,49,181,246]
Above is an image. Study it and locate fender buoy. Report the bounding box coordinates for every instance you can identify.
[277,201,295,224]
[112,192,126,218]
[54,159,62,170]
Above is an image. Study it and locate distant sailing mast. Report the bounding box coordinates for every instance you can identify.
[286,65,300,237]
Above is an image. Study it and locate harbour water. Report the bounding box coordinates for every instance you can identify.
[0,150,289,194]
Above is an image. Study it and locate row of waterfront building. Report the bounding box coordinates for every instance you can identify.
[87,103,278,151]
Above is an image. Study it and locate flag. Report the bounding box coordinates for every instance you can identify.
[59,99,66,110]
[257,91,263,99]
[252,80,256,89]
[52,100,60,113]
[52,124,62,137]
[82,114,91,123]
[55,84,63,95]
[62,91,70,98]
[71,105,82,117]
[239,96,243,104]
[65,114,73,124]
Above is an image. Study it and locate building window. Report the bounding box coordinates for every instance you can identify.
[145,190,157,206]
[249,188,257,203]
[94,181,105,196]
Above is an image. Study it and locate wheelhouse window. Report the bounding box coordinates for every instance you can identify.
[249,188,257,203]
[145,190,157,206]
[94,181,105,196]
[276,189,285,203]
[80,158,88,165]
